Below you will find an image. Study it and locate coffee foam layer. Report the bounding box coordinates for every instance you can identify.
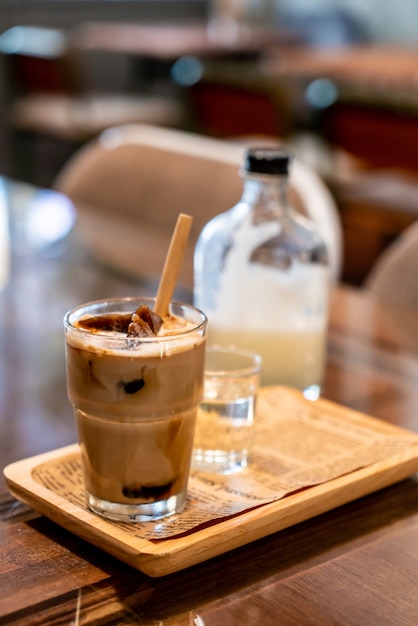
[68,315,203,357]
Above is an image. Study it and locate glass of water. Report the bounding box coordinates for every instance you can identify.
[192,345,262,474]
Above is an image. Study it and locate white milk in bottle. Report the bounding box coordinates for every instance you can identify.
[194,147,330,399]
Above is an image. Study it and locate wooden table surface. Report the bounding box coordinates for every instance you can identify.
[1,178,418,624]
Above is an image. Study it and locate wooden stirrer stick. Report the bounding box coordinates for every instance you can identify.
[154,213,193,318]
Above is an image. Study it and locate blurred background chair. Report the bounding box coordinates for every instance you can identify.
[53,123,342,291]
[171,55,295,140]
[364,220,418,309]
[0,25,182,187]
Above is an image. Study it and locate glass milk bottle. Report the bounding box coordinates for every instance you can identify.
[194,147,330,400]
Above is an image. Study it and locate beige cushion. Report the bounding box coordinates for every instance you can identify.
[365,220,418,309]
[54,124,342,289]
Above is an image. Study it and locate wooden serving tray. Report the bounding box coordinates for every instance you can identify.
[4,387,418,577]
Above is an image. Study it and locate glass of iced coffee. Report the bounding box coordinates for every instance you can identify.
[64,296,207,522]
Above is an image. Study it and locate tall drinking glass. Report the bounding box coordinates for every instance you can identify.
[64,296,207,522]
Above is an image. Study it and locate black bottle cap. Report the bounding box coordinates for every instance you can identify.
[245,148,290,175]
